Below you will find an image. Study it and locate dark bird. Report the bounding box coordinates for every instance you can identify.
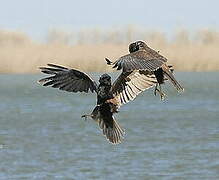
[38,64,127,144]
[106,40,184,100]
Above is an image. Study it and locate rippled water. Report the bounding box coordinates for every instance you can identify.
[0,72,219,179]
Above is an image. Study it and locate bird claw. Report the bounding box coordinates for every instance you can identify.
[81,114,92,121]
[154,88,166,101]
[154,88,157,96]
[160,93,166,101]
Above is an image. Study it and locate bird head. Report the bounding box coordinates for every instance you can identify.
[99,74,111,85]
[129,40,147,53]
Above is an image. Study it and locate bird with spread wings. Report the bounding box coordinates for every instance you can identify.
[106,40,184,101]
[38,40,183,144]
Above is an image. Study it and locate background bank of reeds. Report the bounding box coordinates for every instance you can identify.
[0,28,219,73]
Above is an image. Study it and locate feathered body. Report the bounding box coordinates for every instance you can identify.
[90,74,124,144]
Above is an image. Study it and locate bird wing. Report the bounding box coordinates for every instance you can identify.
[38,64,97,93]
[111,50,167,72]
[108,70,158,108]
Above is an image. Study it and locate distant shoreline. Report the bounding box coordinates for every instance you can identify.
[0,29,219,73]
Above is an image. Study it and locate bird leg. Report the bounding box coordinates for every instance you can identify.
[154,84,166,100]
[81,114,93,121]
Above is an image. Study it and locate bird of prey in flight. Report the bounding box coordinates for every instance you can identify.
[106,40,184,101]
[38,41,183,144]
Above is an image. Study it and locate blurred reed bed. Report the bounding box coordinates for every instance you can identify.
[0,27,219,73]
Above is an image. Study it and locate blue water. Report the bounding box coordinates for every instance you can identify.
[0,72,219,179]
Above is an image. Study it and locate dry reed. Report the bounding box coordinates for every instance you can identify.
[0,28,219,73]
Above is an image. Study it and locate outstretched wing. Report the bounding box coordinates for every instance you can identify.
[38,64,97,93]
[108,70,158,108]
[110,50,167,72]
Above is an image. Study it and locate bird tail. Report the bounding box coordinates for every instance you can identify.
[162,65,184,92]
[98,116,125,144]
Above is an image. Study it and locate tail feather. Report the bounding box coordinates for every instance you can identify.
[163,66,184,92]
[98,117,125,144]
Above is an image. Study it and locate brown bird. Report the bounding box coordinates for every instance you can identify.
[106,40,184,100]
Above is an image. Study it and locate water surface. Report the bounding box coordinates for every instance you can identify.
[0,72,219,179]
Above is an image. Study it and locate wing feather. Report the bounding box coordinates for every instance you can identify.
[112,50,165,72]
[109,70,158,108]
[38,64,97,93]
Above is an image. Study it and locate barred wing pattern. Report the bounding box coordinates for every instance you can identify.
[38,64,97,93]
[109,70,158,108]
[112,50,166,72]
